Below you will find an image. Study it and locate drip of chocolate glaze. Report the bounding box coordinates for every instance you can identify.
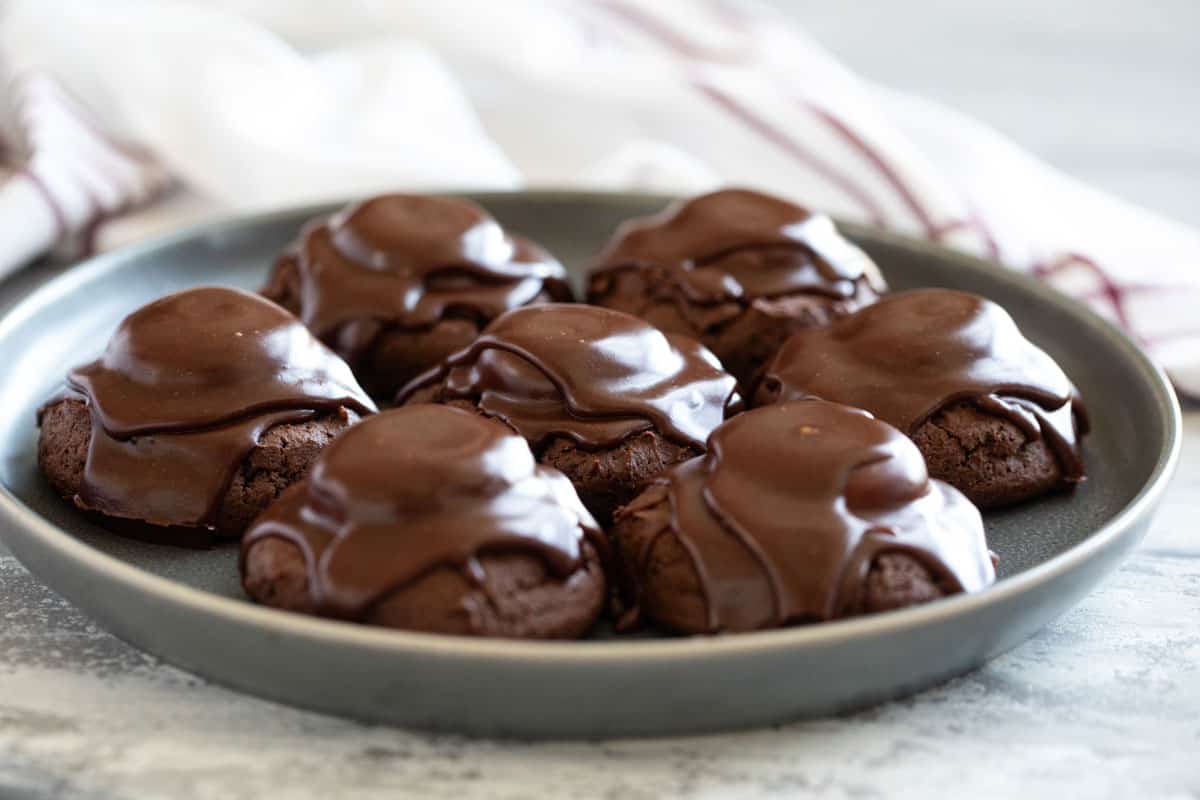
[265,194,573,363]
[241,405,600,621]
[623,401,995,632]
[78,409,316,528]
[396,304,741,451]
[756,288,1087,481]
[54,287,376,528]
[587,188,886,309]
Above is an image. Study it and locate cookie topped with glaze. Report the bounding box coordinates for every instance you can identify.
[756,288,1087,506]
[586,188,885,387]
[263,194,572,399]
[398,303,741,524]
[611,401,995,634]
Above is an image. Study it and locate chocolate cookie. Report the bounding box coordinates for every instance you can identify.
[397,303,741,525]
[263,193,572,400]
[586,188,886,389]
[756,289,1087,507]
[611,401,995,634]
[241,405,605,639]
[37,287,375,542]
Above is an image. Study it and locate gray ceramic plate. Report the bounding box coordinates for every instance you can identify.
[0,192,1180,739]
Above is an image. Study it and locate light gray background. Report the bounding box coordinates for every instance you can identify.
[1,2,1198,798]
[794,0,1200,228]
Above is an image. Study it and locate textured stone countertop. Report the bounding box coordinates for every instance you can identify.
[2,1,1198,798]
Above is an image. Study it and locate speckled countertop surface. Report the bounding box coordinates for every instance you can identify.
[2,1,1198,798]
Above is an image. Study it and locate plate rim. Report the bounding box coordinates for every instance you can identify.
[0,189,1182,663]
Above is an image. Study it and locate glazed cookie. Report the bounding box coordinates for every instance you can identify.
[397,303,741,525]
[241,405,605,639]
[586,188,885,388]
[755,288,1087,507]
[610,401,995,634]
[37,287,375,542]
[263,193,573,400]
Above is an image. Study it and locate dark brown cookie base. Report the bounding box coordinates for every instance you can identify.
[350,318,482,401]
[541,432,699,527]
[710,294,863,391]
[911,400,1067,508]
[37,398,358,540]
[242,535,606,639]
[611,499,950,635]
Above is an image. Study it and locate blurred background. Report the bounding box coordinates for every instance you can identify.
[1,0,1196,370]
[780,0,1198,226]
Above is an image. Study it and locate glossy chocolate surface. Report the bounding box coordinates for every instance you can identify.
[397,304,741,451]
[266,194,572,362]
[587,188,885,308]
[757,289,1086,479]
[58,287,375,528]
[620,401,994,632]
[241,406,600,620]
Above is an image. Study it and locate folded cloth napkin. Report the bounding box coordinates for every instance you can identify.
[2,0,1198,392]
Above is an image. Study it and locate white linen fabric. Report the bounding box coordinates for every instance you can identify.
[2,0,1197,390]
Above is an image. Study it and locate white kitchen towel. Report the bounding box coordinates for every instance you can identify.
[2,0,1198,392]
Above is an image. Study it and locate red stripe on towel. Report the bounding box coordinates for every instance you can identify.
[696,82,888,226]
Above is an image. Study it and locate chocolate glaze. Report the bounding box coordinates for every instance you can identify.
[756,289,1087,481]
[264,194,572,363]
[586,188,885,329]
[241,406,601,621]
[396,304,741,451]
[620,401,994,632]
[51,287,375,528]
